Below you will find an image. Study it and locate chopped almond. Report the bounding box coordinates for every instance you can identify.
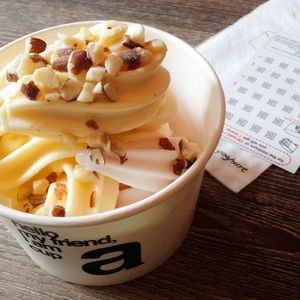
[52,56,69,72]
[32,179,49,195]
[85,119,99,130]
[119,154,128,165]
[28,194,46,207]
[86,66,105,82]
[105,54,123,75]
[123,39,144,49]
[54,183,67,200]
[52,205,65,217]
[77,82,95,103]
[60,78,82,101]
[87,42,106,65]
[159,137,175,150]
[25,37,47,54]
[56,47,74,57]
[172,158,186,175]
[103,82,117,101]
[46,172,57,183]
[6,71,18,82]
[117,48,141,70]
[90,191,96,208]
[29,54,48,64]
[21,81,39,100]
[68,50,92,75]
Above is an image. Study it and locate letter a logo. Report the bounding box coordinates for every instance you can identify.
[81,242,144,275]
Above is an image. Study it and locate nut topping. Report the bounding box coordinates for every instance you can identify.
[159,137,175,150]
[56,47,74,57]
[60,78,82,101]
[103,82,117,101]
[46,172,57,183]
[118,48,141,70]
[85,119,99,130]
[54,183,67,200]
[52,56,69,72]
[25,37,47,53]
[21,81,39,100]
[87,42,105,65]
[123,39,144,49]
[6,71,18,82]
[28,194,46,207]
[90,191,96,208]
[119,154,128,165]
[68,50,92,75]
[77,82,95,103]
[52,205,65,217]
[86,66,105,82]
[172,158,187,175]
[105,54,123,76]
[29,54,48,64]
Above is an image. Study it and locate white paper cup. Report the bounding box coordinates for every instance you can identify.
[0,21,225,286]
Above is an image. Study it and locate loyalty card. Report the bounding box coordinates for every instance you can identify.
[223,35,300,173]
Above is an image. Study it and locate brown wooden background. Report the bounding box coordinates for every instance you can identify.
[0,1,299,299]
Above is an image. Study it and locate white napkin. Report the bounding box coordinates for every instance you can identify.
[196,0,300,192]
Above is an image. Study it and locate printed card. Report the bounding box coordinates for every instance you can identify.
[223,35,300,173]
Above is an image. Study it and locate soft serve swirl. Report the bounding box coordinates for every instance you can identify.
[0,21,199,217]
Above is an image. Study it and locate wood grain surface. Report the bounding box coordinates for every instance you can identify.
[1,0,300,299]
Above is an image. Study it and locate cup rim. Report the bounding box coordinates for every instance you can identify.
[0,21,225,227]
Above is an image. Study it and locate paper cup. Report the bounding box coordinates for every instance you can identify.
[0,21,225,286]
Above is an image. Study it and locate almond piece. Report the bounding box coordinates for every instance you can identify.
[103,82,117,101]
[60,78,82,101]
[89,191,96,208]
[46,172,57,183]
[52,56,69,72]
[87,42,106,65]
[95,21,128,47]
[33,66,60,91]
[45,92,61,102]
[89,148,105,165]
[93,82,103,94]
[29,54,48,64]
[32,179,49,195]
[105,54,123,75]
[52,205,65,217]
[86,132,109,148]
[56,47,74,57]
[85,119,99,130]
[159,137,175,150]
[117,48,141,70]
[6,71,18,82]
[5,57,21,82]
[21,81,39,100]
[172,158,187,175]
[17,54,47,77]
[77,82,95,103]
[28,194,46,207]
[86,66,105,82]
[25,37,47,53]
[123,39,144,49]
[126,24,145,45]
[54,183,67,200]
[68,50,93,75]
[180,138,200,161]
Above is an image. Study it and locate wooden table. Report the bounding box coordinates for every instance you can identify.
[1,0,299,299]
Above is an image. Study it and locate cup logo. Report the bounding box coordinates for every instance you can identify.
[81,242,143,275]
[11,220,144,275]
